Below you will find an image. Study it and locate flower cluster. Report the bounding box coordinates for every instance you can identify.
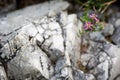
[80,12,103,34]
[89,14,99,23]
[84,22,93,30]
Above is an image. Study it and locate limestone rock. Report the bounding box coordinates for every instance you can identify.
[1,1,120,80]
[112,27,120,45]
[1,33,54,80]
[85,74,95,80]
[0,63,8,80]
[73,69,87,80]
[0,1,72,80]
[0,0,70,46]
[0,8,83,80]
[80,36,117,80]
[101,23,114,36]
[115,19,120,28]
[89,32,105,42]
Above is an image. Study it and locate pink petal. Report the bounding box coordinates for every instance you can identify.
[83,25,88,30]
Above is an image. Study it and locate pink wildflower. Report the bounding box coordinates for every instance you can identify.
[95,18,99,23]
[84,22,93,30]
[89,13,99,23]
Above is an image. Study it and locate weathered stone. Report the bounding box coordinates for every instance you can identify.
[85,74,95,80]
[112,27,120,45]
[66,14,81,67]
[108,16,116,28]
[89,32,105,42]
[73,69,87,80]
[97,60,109,80]
[0,1,71,80]
[0,8,83,80]
[108,45,120,80]
[1,33,54,80]
[50,74,62,80]
[115,19,120,28]
[80,36,117,80]
[0,63,8,80]
[1,1,120,80]
[0,0,70,46]
[87,57,99,70]
[55,57,65,74]
[80,53,93,66]
[101,23,114,36]
[115,12,120,18]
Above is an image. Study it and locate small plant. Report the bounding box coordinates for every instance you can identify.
[75,0,116,13]
[76,0,116,35]
[79,12,103,34]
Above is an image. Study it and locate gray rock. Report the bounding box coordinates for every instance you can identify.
[89,32,105,42]
[97,60,109,80]
[101,23,114,36]
[103,43,118,58]
[108,45,120,80]
[0,8,83,80]
[115,12,120,18]
[55,57,65,74]
[80,35,117,80]
[90,67,105,80]
[0,0,70,46]
[80,54,93,66]
[0,63,8,80]
[66,14,81,67]
[108,16,116,27]
[87,56,99,70]
[85,74,95,80]
[50,74,62,80]
[115,19,120,28]
[1,34,54,80]
[0,1,71,79]
[1,1,120,80]
[73,69,87,80]
[112,27,120,45]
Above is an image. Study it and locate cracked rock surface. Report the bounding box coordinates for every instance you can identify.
[0,1,120,80]
[0,10,81,80]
